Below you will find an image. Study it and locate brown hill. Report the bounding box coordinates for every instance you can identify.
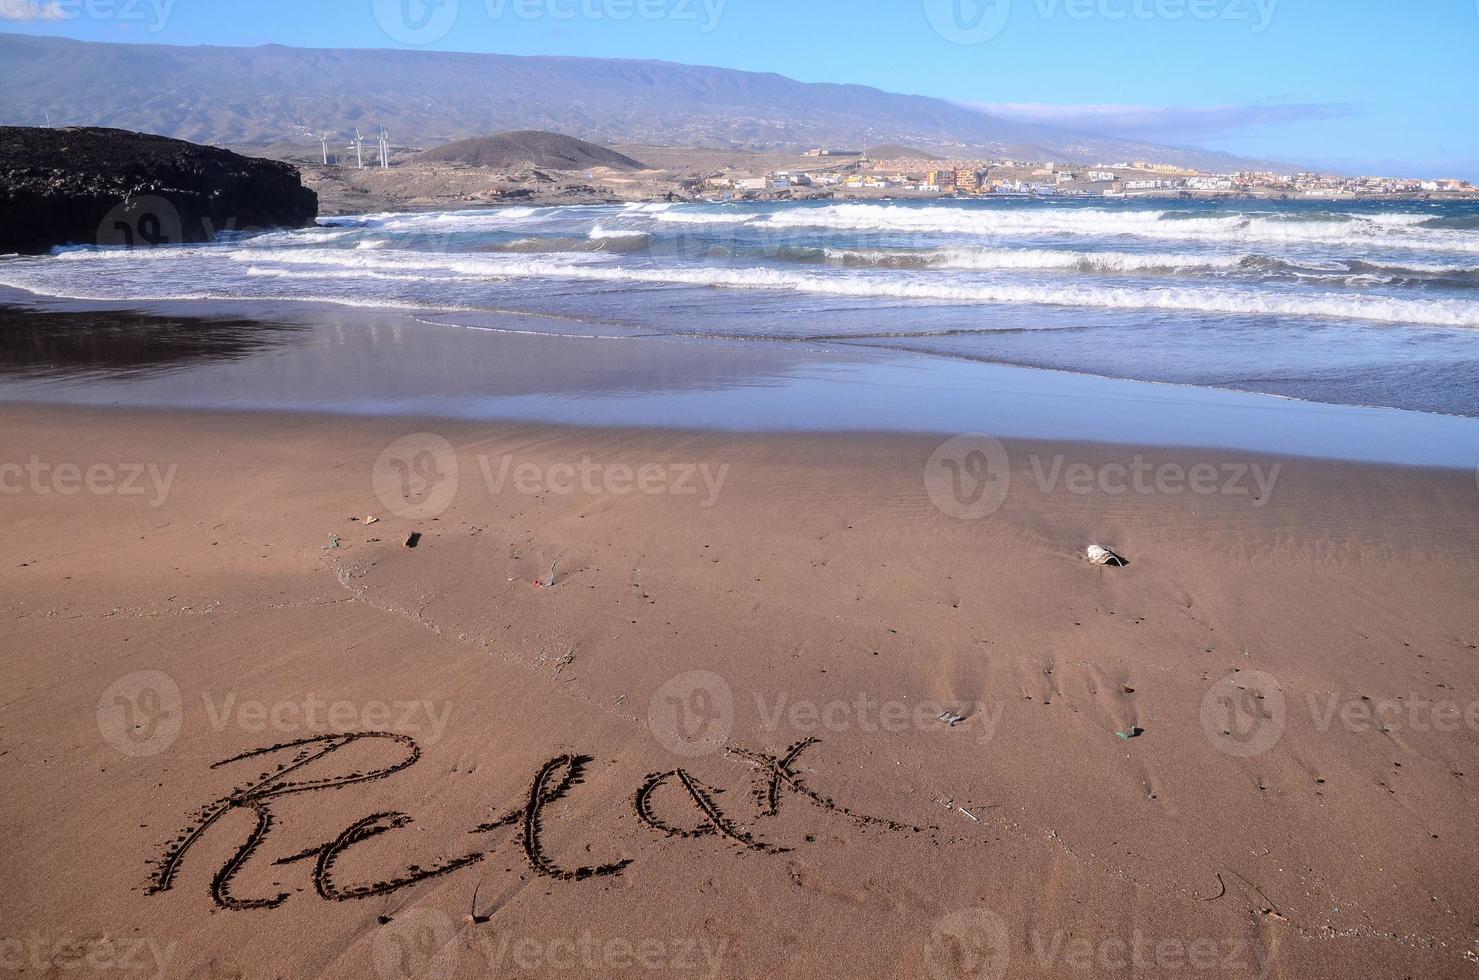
[419,131,645,171]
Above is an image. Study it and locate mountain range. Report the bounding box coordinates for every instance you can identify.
[0,34,1290,172]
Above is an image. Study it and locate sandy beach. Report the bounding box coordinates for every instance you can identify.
[5,7,1478,976]
[4,401,1478,978]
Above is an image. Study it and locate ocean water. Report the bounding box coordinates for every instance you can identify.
[2,197,1478,415]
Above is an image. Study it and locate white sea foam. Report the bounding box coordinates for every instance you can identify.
[649,210,757,225]
[7,203,1477,332]
[810,246,1249,273]
[587,226,649,239]
[754,204,1479,253]
[26,245,1473,328]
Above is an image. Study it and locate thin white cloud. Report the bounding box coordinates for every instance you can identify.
[964,101,1356,141]
[0,0,68,20]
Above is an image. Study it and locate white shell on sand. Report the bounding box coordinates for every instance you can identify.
[1087,544,1127,566]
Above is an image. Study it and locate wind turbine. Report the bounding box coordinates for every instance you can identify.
[349,129,364,169]
[319,131,332,165]
[377,127,390,170]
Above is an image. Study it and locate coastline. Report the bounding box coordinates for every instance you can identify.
[2,295,1478,468]
[3,401,1478,977]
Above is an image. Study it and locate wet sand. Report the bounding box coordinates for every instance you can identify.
[3,401,1479,978]
[2,298,1477,467]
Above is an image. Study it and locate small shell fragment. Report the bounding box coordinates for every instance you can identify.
[1087,544,1127,567]
[937,709,969,727]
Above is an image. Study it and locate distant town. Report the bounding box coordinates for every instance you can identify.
[698,148,1479,202]
[292,135,1479,215]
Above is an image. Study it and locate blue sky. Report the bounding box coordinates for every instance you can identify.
[3,0,1478,177]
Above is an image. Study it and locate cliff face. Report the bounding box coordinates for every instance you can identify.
[0,126,318,255]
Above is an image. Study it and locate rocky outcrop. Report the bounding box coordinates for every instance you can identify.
[0,126,318,255]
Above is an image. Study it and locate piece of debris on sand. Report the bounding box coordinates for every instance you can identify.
[1087,544,1127,567]
[534,561,557,588]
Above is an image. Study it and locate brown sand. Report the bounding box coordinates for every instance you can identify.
[2,403,1478,978]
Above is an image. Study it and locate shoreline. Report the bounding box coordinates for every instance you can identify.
[2,294,1477,469]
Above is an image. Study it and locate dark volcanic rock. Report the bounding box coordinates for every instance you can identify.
[0,126,318,255]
